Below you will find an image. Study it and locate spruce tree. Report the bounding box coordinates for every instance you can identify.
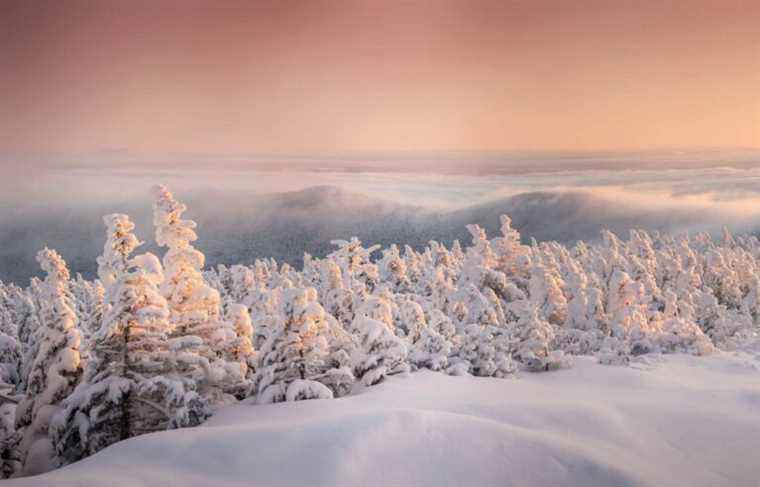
[51,214,210,466]
[15,248,83,476]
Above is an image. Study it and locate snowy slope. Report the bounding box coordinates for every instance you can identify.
[9,351,760,487]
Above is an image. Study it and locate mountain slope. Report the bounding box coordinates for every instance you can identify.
[10,352,760,487]
[0,185,747,284]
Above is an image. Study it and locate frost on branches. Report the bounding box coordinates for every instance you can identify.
[15,249,83,476]
[50,214,210,467]
[1,184,760,477]
[152,185,220,348]
[255,287,337,403]
[350,296,408,385]
[152,185,246,397]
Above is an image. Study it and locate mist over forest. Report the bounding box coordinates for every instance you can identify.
[2,150,760,284]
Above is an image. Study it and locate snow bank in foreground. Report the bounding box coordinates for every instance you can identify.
[9,350,760,487]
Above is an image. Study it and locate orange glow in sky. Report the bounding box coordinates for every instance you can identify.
[1,0,758,155]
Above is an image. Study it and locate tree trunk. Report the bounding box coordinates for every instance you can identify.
[120,319,132,441]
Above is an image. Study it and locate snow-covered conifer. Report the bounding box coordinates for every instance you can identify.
[409,309,454,372]
[395,299,427,341]
[454,322,514,377]
[528,263,567,325]
[657,290,714,356]
[514,305,567,372]
[15,249,83,476]
[350,315,408,386]
[152,186,243,395]
[328,237,381,293]
[152,185,223,352]
[0,400,21,478]
[69,275,105,342]
[255,287,333,403]
[50,216,209,466]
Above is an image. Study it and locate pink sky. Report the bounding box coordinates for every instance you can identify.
[2,0,758,155]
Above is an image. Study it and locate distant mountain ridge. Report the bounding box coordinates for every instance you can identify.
[0,185,747,284]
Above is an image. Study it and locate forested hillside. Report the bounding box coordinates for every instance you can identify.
[1,185,758,478]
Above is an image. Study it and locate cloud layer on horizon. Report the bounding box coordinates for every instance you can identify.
[2,162,760,283]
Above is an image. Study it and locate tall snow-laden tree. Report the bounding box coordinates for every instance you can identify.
[152,185,221,344]
[15,248,83,476]
[97,214,141,290]
[152,185,240,392]
[50,215,210,466]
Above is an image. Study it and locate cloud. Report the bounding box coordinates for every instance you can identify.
[2,157,760,283]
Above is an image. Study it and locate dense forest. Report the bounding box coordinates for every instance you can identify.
[1,185,757,478]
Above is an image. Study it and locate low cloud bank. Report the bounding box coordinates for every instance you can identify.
[2,165,760,283]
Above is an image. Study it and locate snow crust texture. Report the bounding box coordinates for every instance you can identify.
[8,353,760,487]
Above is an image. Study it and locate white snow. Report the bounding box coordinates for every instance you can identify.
[9,350,760,487]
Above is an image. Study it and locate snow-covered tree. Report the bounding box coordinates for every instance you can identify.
[529,263,567,325]
[514,305,567,372]
[0,332,20,397]
[0,400,21,479]
[15,248,83,476]
[316,259,356,328]
[328,237,380,293]
[656,290,714,356]
[152,185,223,352]
[492,215,531,281]
[4,184,760,479]
[50,216,210,466]
[378,245,411,292]
[255,287,334,403]
[223,304,254,366]
[409,309,454,371]
[152,185,241,394]
[350,309,408,386]
[69,275,105,342]
[0,311,21,479]
[454,323,514,377]
[216,304,255,398]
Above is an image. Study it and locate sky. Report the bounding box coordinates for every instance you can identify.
[1,0,759,156]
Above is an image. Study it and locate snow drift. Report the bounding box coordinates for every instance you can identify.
[8,351,760,487]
